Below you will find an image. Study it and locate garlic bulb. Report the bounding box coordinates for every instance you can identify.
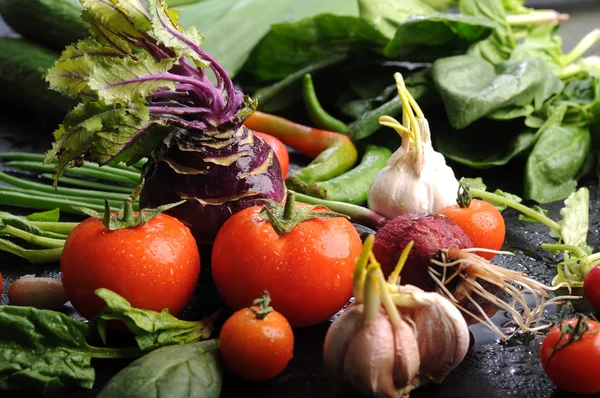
[367,73,458,219]
[323,236,470,397]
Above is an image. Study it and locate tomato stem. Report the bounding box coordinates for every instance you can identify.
[249,291,274,320]
[457,179,472,209]
[547,314,599,367]
[283,191,295,220]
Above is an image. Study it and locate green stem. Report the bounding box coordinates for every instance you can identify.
[1,225,65,248]
[302,74,349,134]
[353,234,375,303]
[293,192,388,230]
[30,221,79,235]
[471,188,561,233]
[88,345,142,359]
[0,238,63,264]
[0,186,129,210]
[41,174,135,194]
[562,29,600,66]
[283,191,295,220]
[541,243,589,258]
[0,171,132,201]
[506,10,568,26]
[4,161,140,185]
[0,190,118,215]
[363,265,381,323]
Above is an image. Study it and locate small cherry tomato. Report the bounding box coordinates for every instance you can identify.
[219,291,294,381]
[254,131,290,179]
[540,315,600,395]
[439,189,505,260]
[583,264,600,312]
[61,212,200,320]
[212,192,362,328]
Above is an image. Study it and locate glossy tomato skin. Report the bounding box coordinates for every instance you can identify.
[61,214,200,320]
[255,131,290,179]
[439,199,505,260]
[540,318,600,395]
[584,265,600,312]
[212,205,362,328]
[219,306,294,381]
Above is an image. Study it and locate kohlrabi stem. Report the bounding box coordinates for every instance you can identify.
[388,241,414,286]
[363,265,382,323]
[562,29,600,66]
[541,243,589,258]
[471,188,561,233]
[506,10,568,26]
[1,225,65,249]
[353,235,375,303]
[293,192,388,230]
[283,191,296,220]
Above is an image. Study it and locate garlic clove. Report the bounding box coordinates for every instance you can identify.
[323,304,365,379]
[343,310,398,397]
[392,313,421,392]
[398,285,470,383]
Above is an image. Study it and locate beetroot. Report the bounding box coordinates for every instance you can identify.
[373,213,473,292]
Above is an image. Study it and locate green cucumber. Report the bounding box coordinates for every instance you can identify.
[0,38,76,117]
[0,0,88,52]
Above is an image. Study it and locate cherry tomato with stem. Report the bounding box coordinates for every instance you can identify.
[540,314,600,395]
[212,191,363,328]
[61,190,200,321]
[254,131,290,179]
[438,181,505,260]
[219,291,294,381]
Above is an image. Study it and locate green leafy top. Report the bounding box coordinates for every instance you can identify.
[44,0,249,186]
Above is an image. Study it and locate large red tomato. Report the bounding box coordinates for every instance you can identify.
[211,196,362,328]
[61,213,200,320]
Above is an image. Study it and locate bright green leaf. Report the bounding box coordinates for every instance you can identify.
[358,0,435,39]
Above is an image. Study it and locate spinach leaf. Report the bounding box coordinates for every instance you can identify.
[384,13,495,60]
[524,124,591,203]
[97,340,222,398]
[421,0,458,11]
[243,14,388,82]
[509,24,563,75]
[487,105,533,120]
[358,0,435,38]
[432,55,561,129]
[95,289,213,352]
[433,118,535,168]
[459,0,515,64]
[0,306,103,393]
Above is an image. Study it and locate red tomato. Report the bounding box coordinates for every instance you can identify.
[540,316,600,395]
[61,213,200,320]
[211,200,362,328]
[439,199,505,260]
[254,131,289,178]
[584,264,600,312]
[219,292,294,381]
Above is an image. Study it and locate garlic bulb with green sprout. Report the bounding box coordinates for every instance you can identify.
[367,73,459,218]
[323,235,470,397]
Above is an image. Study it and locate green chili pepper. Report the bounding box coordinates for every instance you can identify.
[244,111,358,192]
[306,145,392,205]
[302,74,349,134]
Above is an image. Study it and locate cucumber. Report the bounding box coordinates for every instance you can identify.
[0,0,88,52]
[0,38,76,118]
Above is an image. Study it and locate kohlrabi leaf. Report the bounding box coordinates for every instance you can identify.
[97,340,222,398]
[95,288,212,352]
[147,0,207,66]
[384,13,496,60]
[80,0,149,43]
[558,187,591,253]
[358,0,435,39]
[524,124,591,203]
[88,54,175,104]
[431,55,562,129]
[243,14,389,82]
[46,38,124,97]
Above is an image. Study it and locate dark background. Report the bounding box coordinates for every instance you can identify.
[1,1,600,397]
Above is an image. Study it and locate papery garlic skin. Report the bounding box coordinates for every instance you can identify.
[397,285,470,383]
[368,119,459,219]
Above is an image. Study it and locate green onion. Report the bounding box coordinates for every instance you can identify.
[4,161,140,185]
[0,190,119,215]
[0,238,63,264]
[40,174,135,193]
[1,225,65,249]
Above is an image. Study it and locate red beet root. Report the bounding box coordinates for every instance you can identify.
[373,213,473,292]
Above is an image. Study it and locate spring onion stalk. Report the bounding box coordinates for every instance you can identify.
[0,238,63,264]
[0,191,118,215]
[4,161,140,185]
[0,186,127,210]
[40,174,135,194]
[0,152,147,172]
[29,221,78,235]
[1,225,65,249]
